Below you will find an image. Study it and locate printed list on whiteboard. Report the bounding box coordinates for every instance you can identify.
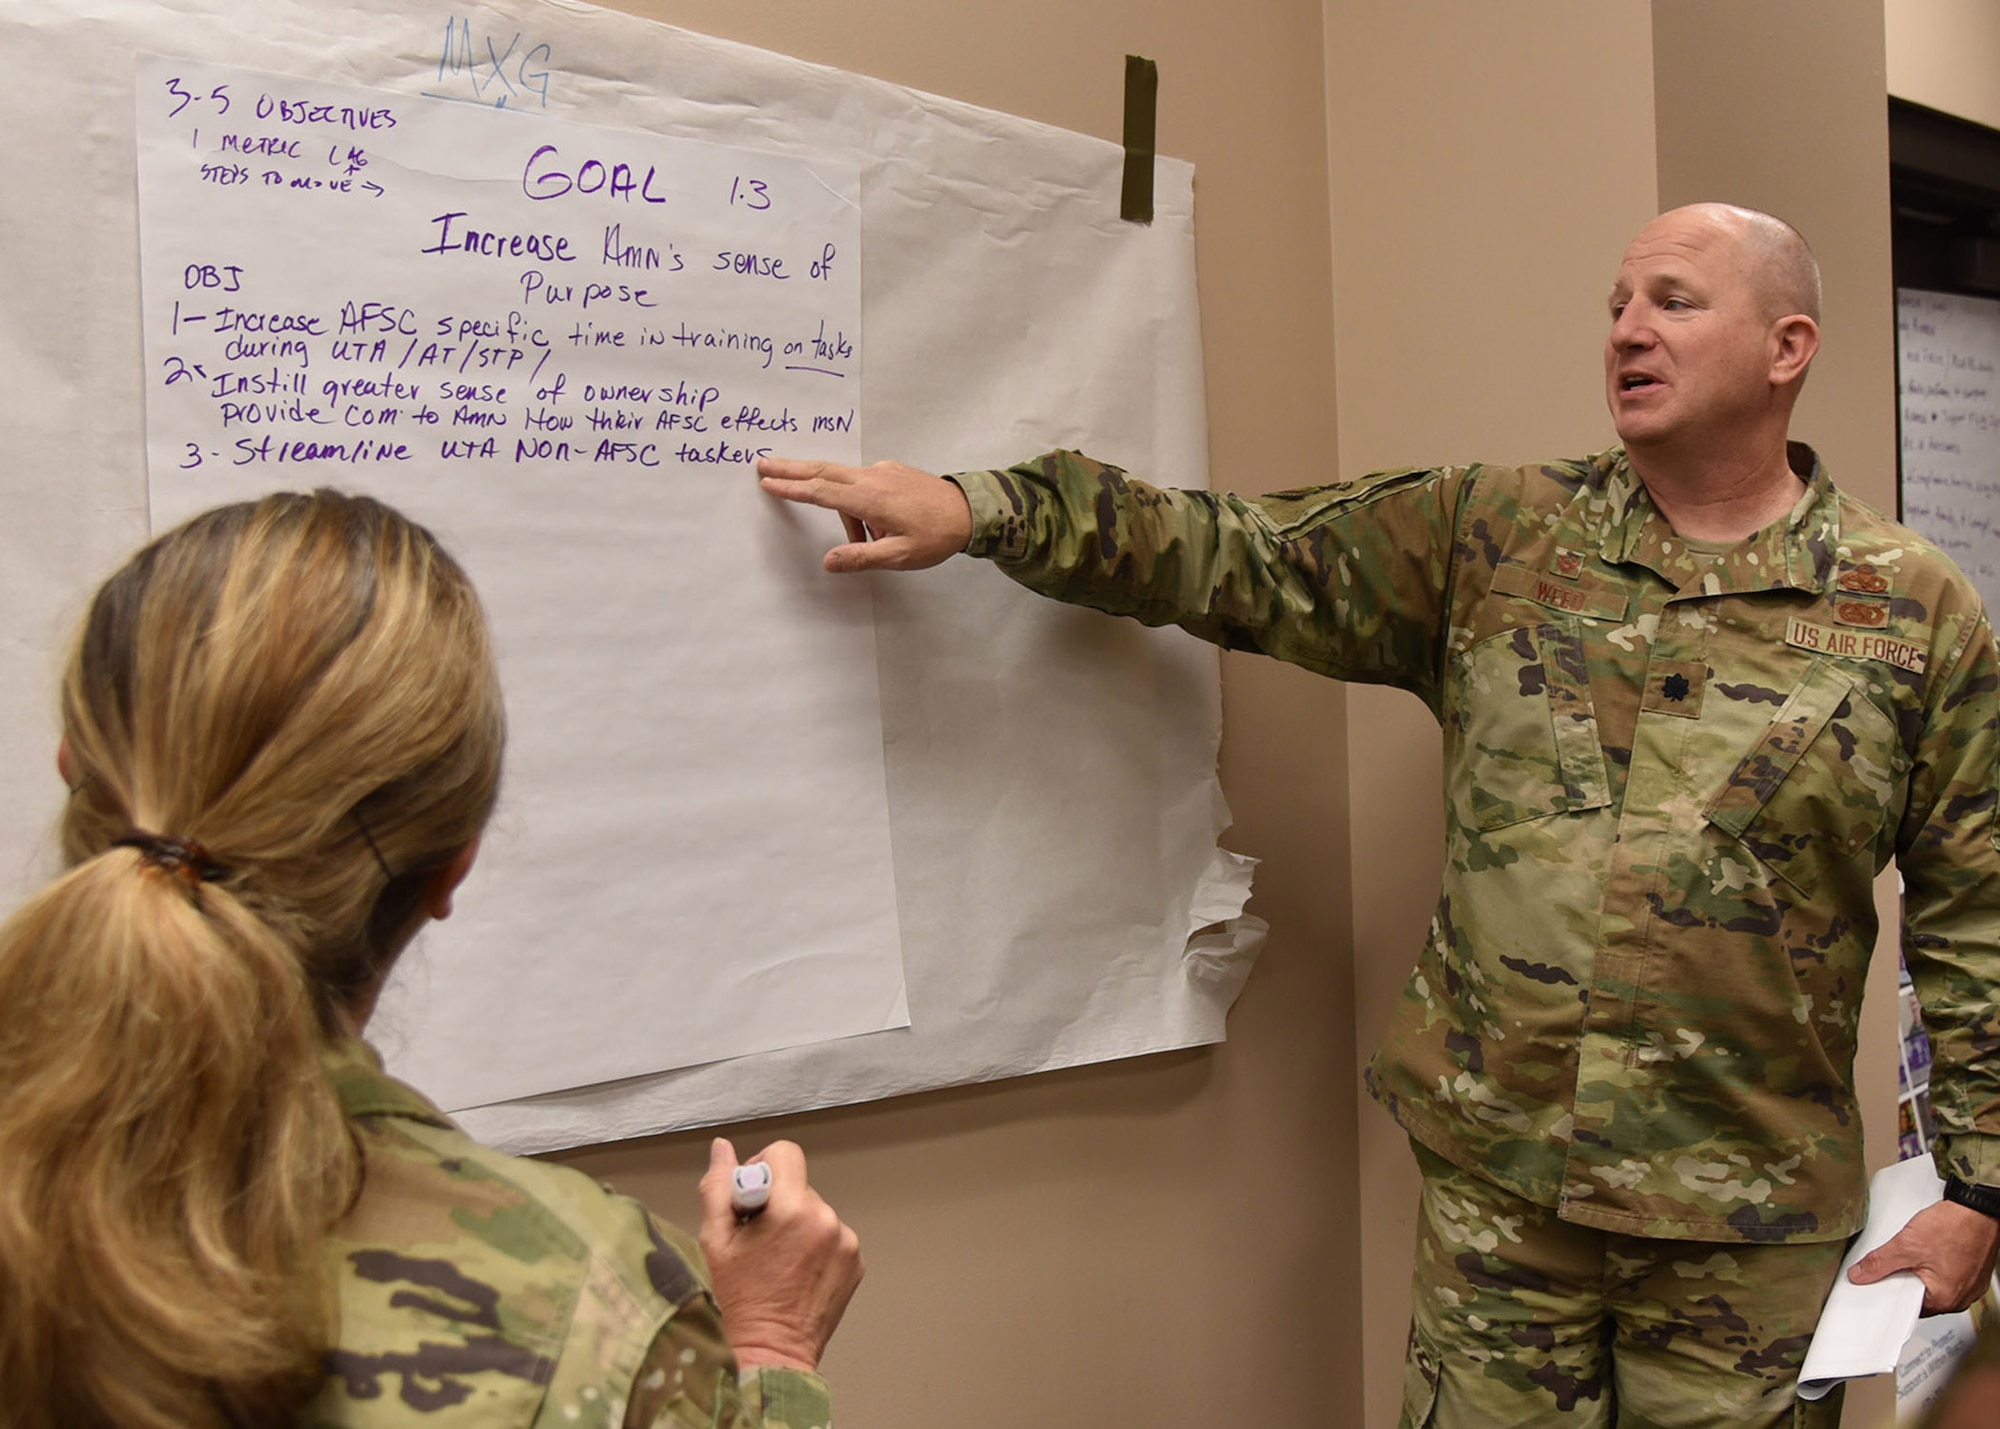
[133,54,909,1110]
[1898,288,2000,614]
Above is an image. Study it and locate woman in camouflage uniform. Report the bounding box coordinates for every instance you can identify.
[0,491,858,1429]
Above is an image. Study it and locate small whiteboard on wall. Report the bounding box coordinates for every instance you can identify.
[1897,288,2000,611]
[0,0,1262,1153]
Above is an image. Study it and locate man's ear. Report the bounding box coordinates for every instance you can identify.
[422,838,481,922]
[1770,314,1820,388]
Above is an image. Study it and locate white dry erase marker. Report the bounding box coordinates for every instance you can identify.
[731,1161,774,1219]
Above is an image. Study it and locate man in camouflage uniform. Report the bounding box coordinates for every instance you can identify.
[304,1038,850,1428]
[758,204,2000,1425]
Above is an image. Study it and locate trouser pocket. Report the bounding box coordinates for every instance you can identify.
[1398,1320,1442,1429]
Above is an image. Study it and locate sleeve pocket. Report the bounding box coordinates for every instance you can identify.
[1449,621,1611,833]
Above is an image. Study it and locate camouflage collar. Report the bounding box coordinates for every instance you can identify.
[324,1036,457,1129]
[1574,443,1840,597]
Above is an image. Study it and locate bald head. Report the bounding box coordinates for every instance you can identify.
[1657,202,1821,324]
[1606,202,1825,466]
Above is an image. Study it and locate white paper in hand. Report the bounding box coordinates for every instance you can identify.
[1796,1155,1944,1400]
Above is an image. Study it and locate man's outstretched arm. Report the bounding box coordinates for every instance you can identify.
[757,457,971,573]
[761,447,1466,702]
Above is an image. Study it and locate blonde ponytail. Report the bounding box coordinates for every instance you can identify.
[0,491,504,1428]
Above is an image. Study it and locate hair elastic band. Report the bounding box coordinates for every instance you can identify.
[111,832,230,887]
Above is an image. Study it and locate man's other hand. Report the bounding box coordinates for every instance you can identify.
[758,456,974,573]
[1848,1198,2000,1314]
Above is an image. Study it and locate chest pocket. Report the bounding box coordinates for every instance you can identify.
[1449,620,1612,832]
[1705,658,1908,895]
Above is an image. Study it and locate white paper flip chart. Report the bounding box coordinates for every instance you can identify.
[135,55,904,1110]
[1,0,1258,1153]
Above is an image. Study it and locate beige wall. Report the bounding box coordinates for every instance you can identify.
[556,4,1915,1427]
[1887,0,2000,129]
[1651,0,1899,510]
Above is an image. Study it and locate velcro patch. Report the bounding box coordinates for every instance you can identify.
[1491,562,1628,621]
[1641,659,1707,718]
[1832,595,1889,628]
[1785,617,1926,673]
[1836,563,1890,595]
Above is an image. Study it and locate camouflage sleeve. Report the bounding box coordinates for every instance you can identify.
[949,449,1470,713]
[737,1368,834,1429]
[621,1221,833,1429]
[1896,607,2000,1189]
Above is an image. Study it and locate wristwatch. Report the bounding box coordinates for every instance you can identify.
[1942,1177,2000,1222]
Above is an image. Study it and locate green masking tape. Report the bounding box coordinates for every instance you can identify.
[1121,54,1157,224]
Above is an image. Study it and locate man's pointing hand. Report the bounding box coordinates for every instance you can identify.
[758,456,973,573]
